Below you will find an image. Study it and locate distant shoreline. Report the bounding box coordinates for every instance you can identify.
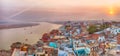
[0,23,39,30]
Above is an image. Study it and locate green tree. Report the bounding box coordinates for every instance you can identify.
[99,23,110,30]
[87,25,97,34]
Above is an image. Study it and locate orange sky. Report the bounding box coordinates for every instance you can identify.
[1,0,120,21]
[1,0,120,14]
[1,0,120,8]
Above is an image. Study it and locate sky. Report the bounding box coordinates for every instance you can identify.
[1,0,120,7]
[1,0,120,21]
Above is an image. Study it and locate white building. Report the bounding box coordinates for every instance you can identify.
[98,36,106,43]
[105,27,120,36]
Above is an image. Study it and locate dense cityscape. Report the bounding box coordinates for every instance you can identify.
[1,0,120,56]
[0,21,120,56]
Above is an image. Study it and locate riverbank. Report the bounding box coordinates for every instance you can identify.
[0,22,62,50]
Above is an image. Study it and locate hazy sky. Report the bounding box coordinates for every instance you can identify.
[1,0,120,8]
[1,0,120,21]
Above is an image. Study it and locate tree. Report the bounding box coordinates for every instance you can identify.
[99,23,110,31]
[10,42,22,50]
[87,25,97,34]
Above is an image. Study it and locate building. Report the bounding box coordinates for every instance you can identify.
[117,34,120,44]
[105,27,120,36]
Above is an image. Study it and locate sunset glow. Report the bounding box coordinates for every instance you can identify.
[1,0,120,21]
[108,7,116,15]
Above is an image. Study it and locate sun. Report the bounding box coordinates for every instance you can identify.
[109,9,114,15]
[108,7,115,15]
